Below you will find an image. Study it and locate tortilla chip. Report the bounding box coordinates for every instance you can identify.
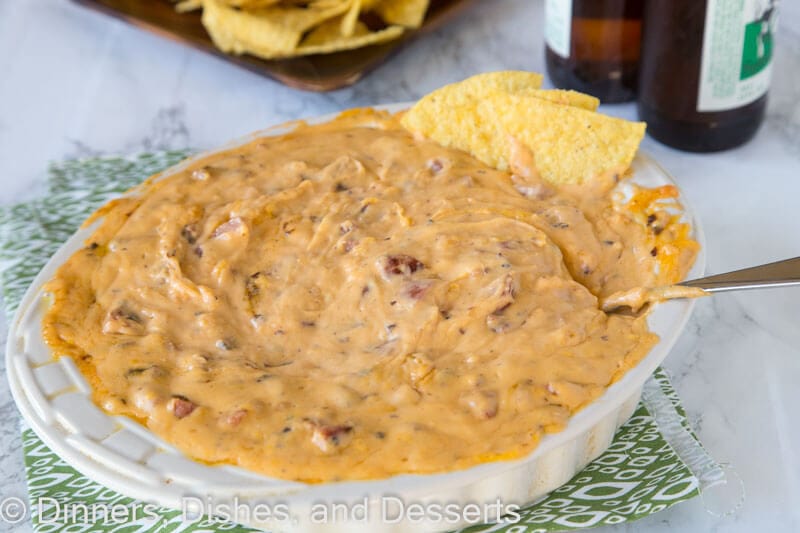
[521,89,599,111]
[201,0,350,58]
[486,92,645,184]
[303,16,367,45]
[175,0,203,12]
[453,70,545,92]
[399,72,596,111]
[418,71,546,108]
[216,0,283,8]
[401,75,644,185]
[297,24,404,55]
[374,0,429,28]
[340,0,362,37]
[281,0,348,6]
[182,0,411,58]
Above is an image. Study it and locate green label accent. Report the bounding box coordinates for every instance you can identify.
[741,19,774,79]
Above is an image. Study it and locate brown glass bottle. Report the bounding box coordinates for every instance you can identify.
[638,0,777,152]
[544,0,643,103]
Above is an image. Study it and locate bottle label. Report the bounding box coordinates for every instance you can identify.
[697,0,778,112]
[544,0,572,58]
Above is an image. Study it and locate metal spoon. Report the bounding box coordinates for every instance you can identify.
[682,256,800,292]
[602,256,800,313]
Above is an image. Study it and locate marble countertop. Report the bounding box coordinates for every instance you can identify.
[0,0,798,531]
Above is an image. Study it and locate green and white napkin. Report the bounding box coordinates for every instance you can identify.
[0,153,722,532]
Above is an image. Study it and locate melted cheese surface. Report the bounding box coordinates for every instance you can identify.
[42,111,696,482]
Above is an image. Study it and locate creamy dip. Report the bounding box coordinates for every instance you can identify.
[42,110,697,482]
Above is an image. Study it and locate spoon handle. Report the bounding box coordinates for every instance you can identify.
[682,256,800,292]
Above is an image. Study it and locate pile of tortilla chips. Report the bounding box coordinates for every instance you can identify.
[175,0,428,59]
[401,71,646,185]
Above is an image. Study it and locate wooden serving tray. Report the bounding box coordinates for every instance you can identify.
[71,0,476,91]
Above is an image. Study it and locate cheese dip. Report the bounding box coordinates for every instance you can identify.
[42,110,697,482]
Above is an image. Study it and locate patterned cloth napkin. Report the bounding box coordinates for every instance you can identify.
[0,153,722,532]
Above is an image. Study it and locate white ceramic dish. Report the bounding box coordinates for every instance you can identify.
[6,105,705,532]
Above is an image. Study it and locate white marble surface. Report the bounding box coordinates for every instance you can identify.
[0,0,799,531]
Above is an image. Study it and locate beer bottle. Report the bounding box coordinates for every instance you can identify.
[637,0,778,152]
[544,0,643,103]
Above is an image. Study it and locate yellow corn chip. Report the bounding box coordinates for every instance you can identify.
[175,0,202,12]
[484,92,645,184]
[216,0,283,8]
[416,71,545,108]
[459,70,545,92]
[304,16,369,45]
[521,89,599,111]
[401,74,645,185]
[180,0,407,58]
[280,0,348,5]
[340,0,362,37]
[400,72,596,110]
[399,71,545,168]
[201,0,350,58]
[297,24,404,55]
[374,0,429,28]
